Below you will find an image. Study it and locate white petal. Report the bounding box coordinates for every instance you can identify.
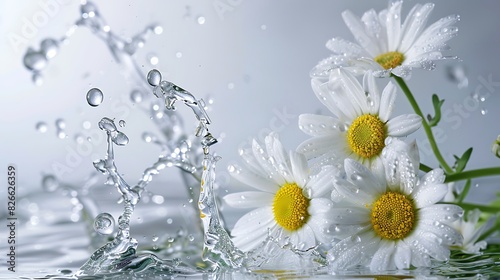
[385,1,402,51]
[342,10,381,57]
[229,163,278,193]
[334,177,374,208]
[363,70,381,115]
[290,151,309,187]
[307,216,334,244]
[370,241,396,271]
[294,224,316,250]
[233,223,277,252]
[329,207,370,224]
[337,68,369,114]
[223,191,274,209]
[368,157,387,193]
[418,219,462,246]
[326,37,366,56]
[252,139,285,186]
[231,206,274,237]
[418,204,463,222]
[311,78,343,119]
[413,182,447,209]
[298,114,344,137]
[328,232,379,270]
[296,135,346,160]
[309,198,332,215]
[378,81,397,122]
[327,69,362,120]
[361,9,387,52]
[344,158,384,196]
[394,241,412,269]
[386,114,422,137]
[399,3,435,52]
[306,165,337,197]
[268,135,294,182]
[411,231,451,261]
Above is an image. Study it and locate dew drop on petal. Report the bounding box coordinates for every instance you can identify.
[130,90,143,103]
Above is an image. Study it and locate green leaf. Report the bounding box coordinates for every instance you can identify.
[454,147,473,173]
[427,94,445,127]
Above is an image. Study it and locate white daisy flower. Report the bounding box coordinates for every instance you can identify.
[298,68,421,176]
[311,1,460,78]
[451,209,491,254]
[223,132,336,252]
[328,139,463,271]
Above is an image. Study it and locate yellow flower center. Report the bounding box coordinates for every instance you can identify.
[272,183,310,231]
[347,114,386,159]
[374,51,405,70]
[371,192,416,240]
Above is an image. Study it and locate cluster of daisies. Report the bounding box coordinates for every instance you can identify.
[223,1,490,271]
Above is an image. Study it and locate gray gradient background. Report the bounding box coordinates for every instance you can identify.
[1,0,500,208]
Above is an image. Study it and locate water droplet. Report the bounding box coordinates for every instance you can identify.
[86,88,104,107]
[481,108,488,115]
[167,218,173,224]
[260,24,267,30]
[152,235,159,242]
[227,82,235,90]
[57,131,67,139]
[32,73,43,86]
[176,52,183,58]
[130,90,143,103]
[36,122,48,133]
[82,121,92,129]
[147,69,162,86]
[152,25,163,35]
[23,50,47,71]
[197,16,206,25]
[148,53,159,66]
[42,175,59,192]
[112,131,129,146]
[152,195,164,204]
[93,213,115,235]
[188,234,195,242]
[118,120,126,127]
[40,38,59,59]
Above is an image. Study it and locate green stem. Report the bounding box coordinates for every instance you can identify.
[392,76,453,174]
[457,202,500,214]
[445,167,500,182]
[419,163,433,173]
[457,179,471,204]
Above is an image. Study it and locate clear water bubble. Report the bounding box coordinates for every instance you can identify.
[82,121,92,129]
[112,131,129,146]
[23,51,47,72]
[147,69,162,86]
[86,88,104,107]
[42,174,59,192]
[227,82,235,90]
[32,73,43,86]
[197,16,206,25]
[118,120,126,127]
[481,108,488,115]
[57,131,67,139]
[152,25,163,35]
[40,38,59,59]
[147,53,159,66]
[152,235,159,242]
[130,89,143,103]
[176,52,183,58]
[260,24,267,30]
[93,213,115,235]
[36,122,48,133]
[55,119,66,130]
